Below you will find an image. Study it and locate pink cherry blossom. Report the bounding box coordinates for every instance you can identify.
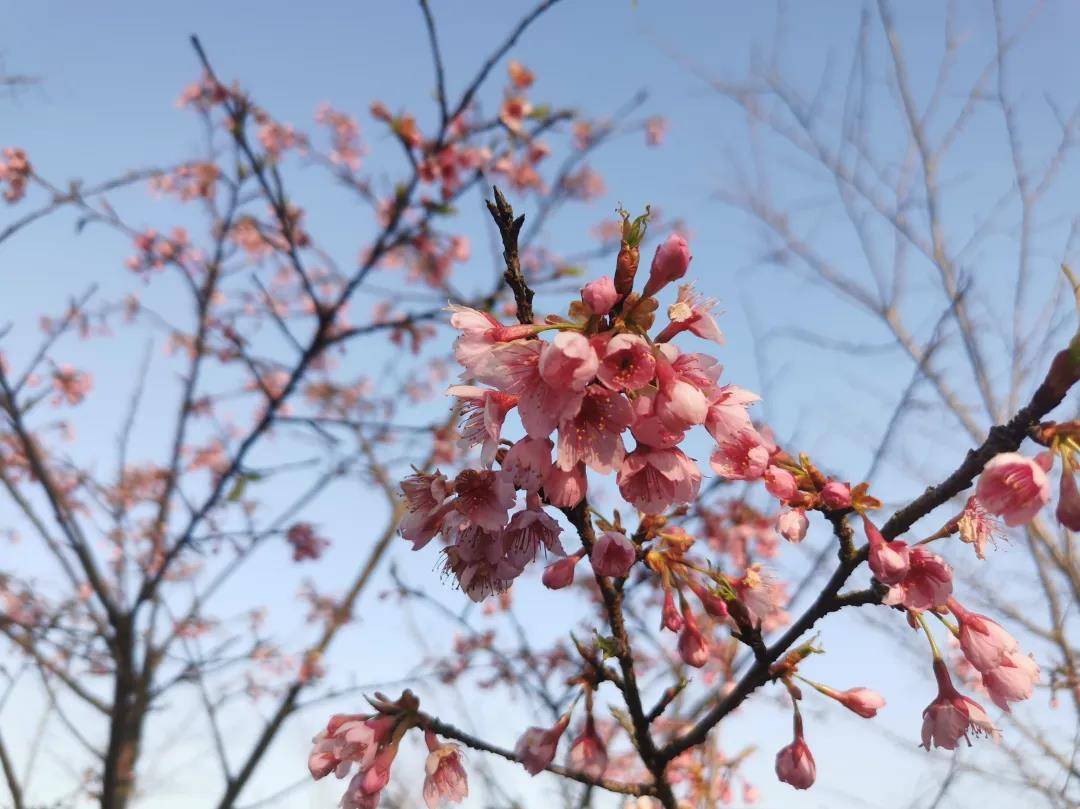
[287,522,330,562]
[447,385,517,467]
[447,304,537,376]
[630,389,686,449]
[950,598,1019,672]
[655,284,724,344]
[975,452,1051,526]
[503,501,565,570]
[956,496,1001,559]
[452,469,515,531]
[921,659,999,750]
[709,429,770,481]
[774,716,815,790]
[595,333,656,392]
[515,714,570,775]
[557,384,634,473]
[704,385,760,443]
[581,276,619,316]
[501,437,553,492]
[617,446,702,515]
[643,233,692,297]
[479,340,586,438]
[442,529,519,602]
[777,509,809,543]
[544,462,588,508]
[540,331,598,389]
[885,546,952,612]
[399,471,452,550]
[982,650,1039,711]
[590,530,636,577]
[422,731,469,808]
[567,715,608,779]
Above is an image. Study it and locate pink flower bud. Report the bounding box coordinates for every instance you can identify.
[590,530,636,578]
[567,715,608,779]
[764,465,799,502]
[1056,466,1080,530]
[775,717,815,790]
[515,715,570,775]
[677,612,710,668]
[542,552,582,590]
[581,276,619,316]
[818,685,886,718]
[863,517,910,585]
[820,481,852,510]
[643,234,692,297]
[777,509,809,543]
[660,589,684,632]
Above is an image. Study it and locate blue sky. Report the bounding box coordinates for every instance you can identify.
[1,1,1078,808]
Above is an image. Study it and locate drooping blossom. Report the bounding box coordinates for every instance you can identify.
[447,385,517,467]
[422,731,469,808]
[949,598,1038,712]
[503,499,565,569]
[442,529,519,602]
[975,451,1051,526]
[590,530,636,578]
[595,333,656,392]
[452,469,515,531]
[921,659,999,750]
[642,233,692,297]
[950,598,1019,673]
[863,517,910,586]
[617,446,702,515]
[515,714,571,775]
[581,276,619,316]
[308,713,393,781]
[557,384,634,473]
[982,651,1039,712]
[775,714,815,790]
[660,588,684,632]
[567,715,608,779]
[884,546,952,612]
[677,607,710,668]
[399,471,452,550]
[777,509,808,543]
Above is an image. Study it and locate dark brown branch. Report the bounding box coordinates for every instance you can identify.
[485,186,533,324]
[419,713,655,797]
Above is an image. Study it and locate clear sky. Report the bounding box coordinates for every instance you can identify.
[2,1,1078,808]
